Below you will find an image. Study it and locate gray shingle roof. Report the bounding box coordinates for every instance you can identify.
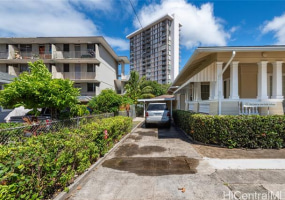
[0,72,15,83]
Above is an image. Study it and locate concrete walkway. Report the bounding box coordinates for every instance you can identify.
[68,124,285,200]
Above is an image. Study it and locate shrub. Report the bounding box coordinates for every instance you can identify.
[88,89,122,114]
[0,116,132,200]
[173,110,285,149]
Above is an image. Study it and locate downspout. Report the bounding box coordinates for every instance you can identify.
[218,51,236,115]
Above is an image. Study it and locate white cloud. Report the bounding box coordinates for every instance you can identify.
[105,37,129,51]
[69,0,113,12]
[134,0,230,48]
[261,12,285,44]
[0,0,97,37]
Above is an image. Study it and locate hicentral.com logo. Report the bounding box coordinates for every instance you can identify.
[223,191,284,200]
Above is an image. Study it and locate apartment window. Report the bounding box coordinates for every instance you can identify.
[5,44,8,52]
[20,44,32,52]
[87,83,96,92]
[87,64,96,72]
[4,64,9,73]
[48,64,52,72]
[63,44,69,52]
[201,84,210,100]
[63,64,69,72]
[20,64,29,72]
[87,43,95,51]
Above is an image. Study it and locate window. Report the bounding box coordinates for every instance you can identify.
[20,64,29,72]
[201,84,210,100]
[63,44,69,52]
[87,83,96,92]
[87,43,95,51]
[87,64,95,72]
[63,64,69,72]
[20,44,32,52]
[48,64,52,72]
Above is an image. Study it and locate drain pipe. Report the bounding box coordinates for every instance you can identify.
[218,51,236,115]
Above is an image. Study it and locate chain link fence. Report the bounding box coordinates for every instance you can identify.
[0,113,114,145]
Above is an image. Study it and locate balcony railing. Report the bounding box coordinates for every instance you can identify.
[13,51,52,59]
[53,50,95,59]
[53,72,97,80]
[0,52,8,59]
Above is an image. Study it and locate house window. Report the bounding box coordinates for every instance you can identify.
[63,44,69,52]
[201,84,210,100]
[63,64,69,72]
[87,83,96,92]
[20,64,29,72]
[87,64,96,72]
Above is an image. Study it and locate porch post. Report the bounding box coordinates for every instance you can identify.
[257,61,268,100]
[209,82,216,100]
[194,82,201,101]
[272,61,283,99]
[215,62,223,99]
[229,61,239,99]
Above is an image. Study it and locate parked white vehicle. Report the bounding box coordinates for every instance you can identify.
[145,103,171,128]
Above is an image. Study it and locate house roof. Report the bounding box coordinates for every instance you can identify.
[0,36,129,64]
[0,72,15,83]
[170,45,285,92]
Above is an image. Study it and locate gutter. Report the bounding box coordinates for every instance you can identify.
[218,51,236,115]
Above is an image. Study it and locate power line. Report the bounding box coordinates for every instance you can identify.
[128,0,143,29]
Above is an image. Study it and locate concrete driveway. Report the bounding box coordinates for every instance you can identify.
[68,124,285,200]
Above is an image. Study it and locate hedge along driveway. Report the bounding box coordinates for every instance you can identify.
[173,110,285,149]
[0,116,132,200]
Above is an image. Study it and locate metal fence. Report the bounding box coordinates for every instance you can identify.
[0,113,114,145]
[118,105,136,119]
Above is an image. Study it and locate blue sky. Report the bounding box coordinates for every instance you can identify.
[1,0,285,75]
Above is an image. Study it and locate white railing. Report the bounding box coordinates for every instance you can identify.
[239,99,278,115]
[53,72,97,80]
[53,50,95,59]
[13,51,52,59]
[189,102,195,111]
[199,102,210,114]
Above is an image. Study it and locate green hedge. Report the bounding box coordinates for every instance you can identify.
[0,116,132,200]
[173,110,285,149]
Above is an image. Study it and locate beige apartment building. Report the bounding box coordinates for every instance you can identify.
[0,37,129,102]
[127,14,181,84]
[170,46,285,115]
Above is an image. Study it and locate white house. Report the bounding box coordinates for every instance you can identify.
[169,46,285,115]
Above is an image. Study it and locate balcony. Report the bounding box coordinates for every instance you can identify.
[0,52,8,59]
[13,51,52,59]
[53,50,95,59]
[53,72,97,80]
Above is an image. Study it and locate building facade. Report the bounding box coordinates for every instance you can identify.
[127,14,181,84]
[170,46,285,115]
[0,37,129,102]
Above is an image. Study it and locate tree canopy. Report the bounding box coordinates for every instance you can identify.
[88,89,122,114]
[0,60,80,117]
[124,71,170,103]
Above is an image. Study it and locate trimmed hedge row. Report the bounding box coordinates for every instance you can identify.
[0,116,132,200]
[173,110,285,149]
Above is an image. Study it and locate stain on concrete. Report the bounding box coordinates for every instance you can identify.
[136,131,157,137]
[115,144,166,156]
[102,157,199,176]
[127,135,143,141]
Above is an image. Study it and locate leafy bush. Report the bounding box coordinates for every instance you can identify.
[0,116,132,200]
[88,89,122,114]
[173,110,285,149]
[0,123,23,130]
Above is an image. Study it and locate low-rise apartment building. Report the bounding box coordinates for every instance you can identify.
[0,37,129,102]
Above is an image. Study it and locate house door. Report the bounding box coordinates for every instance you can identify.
[39,45,45,59]
[75,45,81,58]
[75,64,81,80]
